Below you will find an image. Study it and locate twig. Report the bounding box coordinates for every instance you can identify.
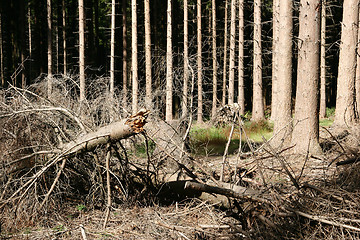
[103,143,112,229]
[80,224,88,240]
[220,115,236,182]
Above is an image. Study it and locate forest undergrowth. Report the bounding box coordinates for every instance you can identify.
[1,78,360,239]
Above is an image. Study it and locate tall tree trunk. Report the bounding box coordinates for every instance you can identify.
[222,0,229,105]
[228,0,236,105]
[47,0,52,96]
[271,0,279,121]
[28,5,32,81]
[291,0,322,154]
[252,0,264,121]
[144,0,152,109]
[197,0,203,123]
[110,0,115,99]
[211,0,217,118]
[182,0,189,118]
[334,0,359,126]
[79,0,85,102]
[131,0,138,114]
[166,0,173,121]
[19,0,26,88]
[319,0,326,118]
[0,13,4,87]
[273,0,293,147]
[122,0,128,103]
[356,10,360,116]
[62,0,66,75]
[238,0,245,115]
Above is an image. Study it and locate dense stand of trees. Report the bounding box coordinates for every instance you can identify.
[1,0,360,153]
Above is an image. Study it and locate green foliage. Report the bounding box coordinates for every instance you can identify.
[76,204,87,212]
[326,107,336,118]
[320,118,333,127]
[53,224,64,232]
[135,139,156,158]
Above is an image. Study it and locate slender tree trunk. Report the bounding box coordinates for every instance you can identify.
[271,0,279,121]
[62,0,67,75]
[211,0,217,118]
[131,0,138,114]
[252,0,264,121]
[197,0,203,123]
[47,0,52,96]
[228,0,236,105]
[79,0,85,102]
[144,0,152,109]
[334,0,359,126]
[222,0,229,105]
[19,0,26,88]
[122,0,128,103]
[28,5,32,81]
[110,0,115,99]
[291,0,322,154]
[182,0,189,118]
[356,10,360,116]
[238,0,245,115]
[319,0,326,118]
[0,13,4,87]
[166,0,173,121]
[273,0,293,147]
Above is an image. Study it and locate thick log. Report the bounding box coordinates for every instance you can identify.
[60,109,149,156]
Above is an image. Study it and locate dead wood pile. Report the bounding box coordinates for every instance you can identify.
[1,78,360,239]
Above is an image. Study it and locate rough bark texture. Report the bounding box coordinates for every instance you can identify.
[211,0,217,118]
[79,0,85,102]
[228,0,236,105]
[62,0,67,75]
[122,0,128,104]
[238,0,245,115]
[222,0,228,106]
[182,0,189,119]
[319,0,327,118]
[291,0,322,154]
[356,10,360,116]
[110,0,115,99]
[334,0,359,126]
[252,0,264,121]
[273,0,293,147]
[131,0,138,114]
[271,0,279,122]
[197,0,203,123]
[144,0,152,109]
[47,0,52,96]
[166,0,173,121]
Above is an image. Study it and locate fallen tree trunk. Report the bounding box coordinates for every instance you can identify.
[60,109,149,156]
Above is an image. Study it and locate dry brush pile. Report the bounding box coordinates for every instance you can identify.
[1,77,360,239]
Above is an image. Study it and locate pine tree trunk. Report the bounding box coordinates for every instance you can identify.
[228,0,236,105]
[182,0,189,119]
[131,0,138,114]
[238,0,245,115]
[222,0,229,105]
[291,0,322,154]
[271,0,279,121]
[252,0,264,121]
[79,0,85,102]
[334,0,359,126]
[211,0,217,118]
[273,0,293,147]
[122,0,128,103]
[110,0,115,99]
[144,0,152,109]
[197,0,203,123]
[319,0,326,118]
[47,0,53,96]
[166,0,173,121]
[356,9,360,116]
[0,13,4,87]
[28,4,32,81]
[62,0,67,75]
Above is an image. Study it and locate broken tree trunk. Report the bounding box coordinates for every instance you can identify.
[60,109,149,156]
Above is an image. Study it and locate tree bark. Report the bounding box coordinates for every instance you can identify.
[122,0,128,103]
[319,0,326,118]
[222,0,229,106]
[228,0,236,105]
[47,0,52,96]
[0,13,4,87]
[131,0,138,114]
[110,0,115,100]
[211,0,217,118]
[238,0,245,115]
[271,0,279,121]
[252,0,264,121]
[79,0,86,102]
[291,0,322,154]
[62,0,67,75]
[144,0,152,110]
[166,0,173,121]
[197,0,203,123]
[356,9,360,116]
[273,0,293,147]
[182,0,189,119]
[334,0,359,126]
